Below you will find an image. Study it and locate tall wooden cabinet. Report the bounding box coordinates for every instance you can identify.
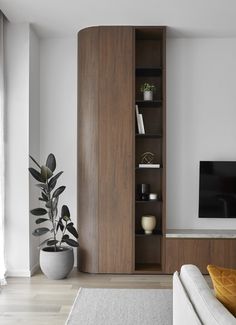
[78,26,166,274]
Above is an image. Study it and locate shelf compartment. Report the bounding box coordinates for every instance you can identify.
[135,263,162,273]
[136,67,162,77]
[135,133,162,138]
[136,100,162,108]
[136,230,162,236]
[135,166,162,170]
[135,200,162,203]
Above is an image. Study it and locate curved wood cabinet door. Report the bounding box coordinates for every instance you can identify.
[78,26,134,273]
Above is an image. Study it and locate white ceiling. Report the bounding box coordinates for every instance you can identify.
[1,0,236,38]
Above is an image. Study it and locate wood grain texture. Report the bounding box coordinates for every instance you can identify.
[98,27,134,273]
[0,270,174,325]
[165,238,236,274]
[78,27,99,273]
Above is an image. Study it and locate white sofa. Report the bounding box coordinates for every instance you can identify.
[173,264,236,325]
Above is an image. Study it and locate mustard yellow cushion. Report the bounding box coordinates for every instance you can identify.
[207,264,236,316]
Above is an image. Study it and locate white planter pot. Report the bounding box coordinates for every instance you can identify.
[40,247,74,280]
[141,215,156,234]
[143,90,153,101]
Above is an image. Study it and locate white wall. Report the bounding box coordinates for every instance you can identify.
[5,22,31,276]
[6,30,236,275]
[29,26,40,272]
[40,37,77,264]
[166,38,236,229]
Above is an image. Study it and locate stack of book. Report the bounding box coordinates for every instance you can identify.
[135,105,145,134]
[139,163,161,168]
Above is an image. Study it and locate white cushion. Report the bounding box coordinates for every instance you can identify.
[173,271,202,325]
[180,264,236,325]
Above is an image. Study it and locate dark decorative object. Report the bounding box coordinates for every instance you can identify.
[140,152,155,164]
[137,183,150,201]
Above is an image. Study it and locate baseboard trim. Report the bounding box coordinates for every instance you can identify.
[7,263,40,277]
[7,269,31,277]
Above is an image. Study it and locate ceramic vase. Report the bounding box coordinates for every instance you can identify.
[143,90,153,101]
[40,247,74,280]
[141,215,156,234]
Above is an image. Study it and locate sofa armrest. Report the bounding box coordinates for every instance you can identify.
[173,271,202,325]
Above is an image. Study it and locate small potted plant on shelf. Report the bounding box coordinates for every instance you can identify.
[140,82,156,101]
[29,153,79,280]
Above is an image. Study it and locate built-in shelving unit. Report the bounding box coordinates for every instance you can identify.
[78,26,165,274]
[134,27,166,274]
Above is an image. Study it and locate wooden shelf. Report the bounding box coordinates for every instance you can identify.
[135,166,162,170]
[135,200,162,203]
[136,100,162,108]
[136,67,162,77]
[135,133,162,138]
[135,231,162,237]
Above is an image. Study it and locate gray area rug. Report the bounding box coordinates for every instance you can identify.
[66,288,172,325]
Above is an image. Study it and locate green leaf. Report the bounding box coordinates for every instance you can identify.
[29,155,41,169]
[30,208,47,216]
[46,154,56,172]
[35,218,49,224]
[39,192,48,202]
[47,239,58,246]
[61,205,70,219]
[48,171,63,190]
[67,224,78,238]
[53,186,65,198]
[41,165,53,180]
[29,168,44,183]
[42,192,48,201]
[62,234,69,240]
[32,227,50,236]
[56,219,64,232]
[64,238,78,247]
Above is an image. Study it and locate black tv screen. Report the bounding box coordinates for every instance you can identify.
[199,161,236,218]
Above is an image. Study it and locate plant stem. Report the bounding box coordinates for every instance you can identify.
[59,220,67,247]
[46,178,57,252]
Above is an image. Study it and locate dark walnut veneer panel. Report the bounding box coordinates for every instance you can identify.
[98,27,134,273]
[78,27,99,273]
[166,238,236,274]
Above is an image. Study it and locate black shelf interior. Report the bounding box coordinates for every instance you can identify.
[135,133,162,138]
[136,100,162,108]
[135,230,162,236]
[136,67,162,77]
[136,200,162,203]
[135,166,162,170]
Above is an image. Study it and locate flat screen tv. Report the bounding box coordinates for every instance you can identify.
[199,161,236,218]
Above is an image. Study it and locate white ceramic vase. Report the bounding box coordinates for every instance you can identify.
[141,215,156,234]
[143,90,153,101]
[40,247,74,280]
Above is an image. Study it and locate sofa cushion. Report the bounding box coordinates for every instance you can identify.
[180,264,236,325]
[173,271,202,325]
[207,265,236,316]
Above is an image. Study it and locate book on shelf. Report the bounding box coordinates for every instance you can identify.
[135,105,145,134]
[138,163,161,168]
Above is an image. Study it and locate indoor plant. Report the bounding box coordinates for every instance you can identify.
[29,153,78,280]
[140,82,156,101]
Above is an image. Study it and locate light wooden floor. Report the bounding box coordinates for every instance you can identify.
[0,268,173,325]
